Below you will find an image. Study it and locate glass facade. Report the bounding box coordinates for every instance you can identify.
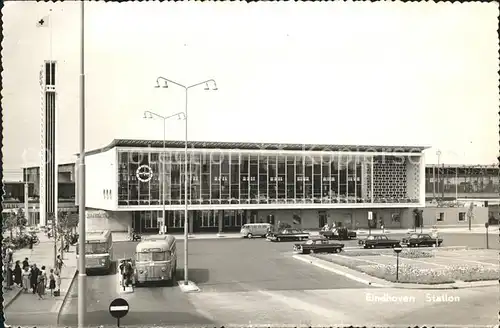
[425,166,500,195]
[117,149,419,206]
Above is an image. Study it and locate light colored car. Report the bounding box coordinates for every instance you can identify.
[240,223,272,238]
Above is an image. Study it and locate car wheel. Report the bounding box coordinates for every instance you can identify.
[247,233,253,239]
[277,237,281,242]
[370,245,375,249]
[310,249,315,254]
[334,248,341,253]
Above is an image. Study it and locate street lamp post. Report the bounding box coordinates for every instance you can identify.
[393,246,403,282]
[143,110,186,233]
[155,77,217,285]
[77,0,87,327]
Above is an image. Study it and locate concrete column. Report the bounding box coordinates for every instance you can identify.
[245,210,251,224]
[218,211,223,234]
[189,211,194,234]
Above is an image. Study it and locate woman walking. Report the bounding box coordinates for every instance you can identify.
[22,266,30,292]
[48,269,56,296]
[37,265,47,299]
[14,261,22,287]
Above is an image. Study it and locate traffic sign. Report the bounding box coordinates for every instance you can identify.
[109,298,129,327]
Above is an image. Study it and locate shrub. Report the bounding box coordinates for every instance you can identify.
[342,251,382,257]
[399,250,434,259]
[445,264,500,282]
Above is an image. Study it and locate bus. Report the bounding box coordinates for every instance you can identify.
[134,235,177,286]
[76,230,113,275]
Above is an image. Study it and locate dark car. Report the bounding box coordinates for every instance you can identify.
[401,233,443,247]
[320,227,357,240]
[267,229,310,242]
[293,237,344,254]
[360,234,401,249]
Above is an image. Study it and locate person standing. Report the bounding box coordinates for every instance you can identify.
[48,269,56,296]
[5,263,13,290]
[22,266,31,292]
[22,257,29,270]
[30,264,39,294]
[54,267,61,294]
[37,265,47,299]
[13,261,22,287]
[56,255,64,273]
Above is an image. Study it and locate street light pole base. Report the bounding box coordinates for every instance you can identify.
[178,280,200,293]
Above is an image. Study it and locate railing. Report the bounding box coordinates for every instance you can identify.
[118,197,420,206]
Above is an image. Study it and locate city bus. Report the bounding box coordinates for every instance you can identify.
[134,235,177,286]
[76,230,113,275]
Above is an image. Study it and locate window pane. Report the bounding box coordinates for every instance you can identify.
[268,156,277,200]
[230,154,240,201]
[286,156,295,199]
[277,156,286,199]
[258,155,268,201]
[211,154,221,201]
[249,155,258,200]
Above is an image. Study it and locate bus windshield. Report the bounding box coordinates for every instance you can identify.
[137,252,166,262]
[77,243,109,255]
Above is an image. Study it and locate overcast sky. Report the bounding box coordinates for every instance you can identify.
[2,2,499,178]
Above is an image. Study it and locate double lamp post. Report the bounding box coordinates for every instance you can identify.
[147,77,217,285]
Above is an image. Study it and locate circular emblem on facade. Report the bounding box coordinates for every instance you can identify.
[136,165,153,182]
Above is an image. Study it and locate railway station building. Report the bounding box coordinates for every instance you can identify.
[78,139,428,234]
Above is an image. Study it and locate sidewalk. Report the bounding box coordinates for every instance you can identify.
[3,231,77,326]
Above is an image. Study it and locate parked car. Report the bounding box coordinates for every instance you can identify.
[360,234,401,249]
[267,229,310,242]
[293,237,344,254]
[320,227,357,240]
[401,233,443,247]
[240,223,273,238]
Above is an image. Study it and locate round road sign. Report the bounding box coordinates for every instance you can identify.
[109,298,129,319]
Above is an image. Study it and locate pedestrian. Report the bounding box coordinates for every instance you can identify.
[13,261,22,287]
[5,263,13,290]
[56,255,64,273]
[30,264,39,294]
[37,265,47,299]
[5,246,13,264]
[22,257,29,270]
[48,269,56,296]
[54,267,61,294]
[22,266,30,292]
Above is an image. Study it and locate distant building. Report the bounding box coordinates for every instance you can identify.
[423,164,499,228]
[1,163,78,226]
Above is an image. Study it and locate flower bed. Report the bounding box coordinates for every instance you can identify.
[398,250,434,259]
[342,251,382,257]
[311,253,498,284]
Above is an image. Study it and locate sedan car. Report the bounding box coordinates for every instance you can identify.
[320,227,357,240]
[267,229,310,242]
[401,233,443,247]
[359,234,401,249]
[293,237,344,254]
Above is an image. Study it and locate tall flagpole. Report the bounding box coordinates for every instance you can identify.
[77,0,87,327]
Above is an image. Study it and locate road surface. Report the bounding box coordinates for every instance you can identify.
[58,238,368,326]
